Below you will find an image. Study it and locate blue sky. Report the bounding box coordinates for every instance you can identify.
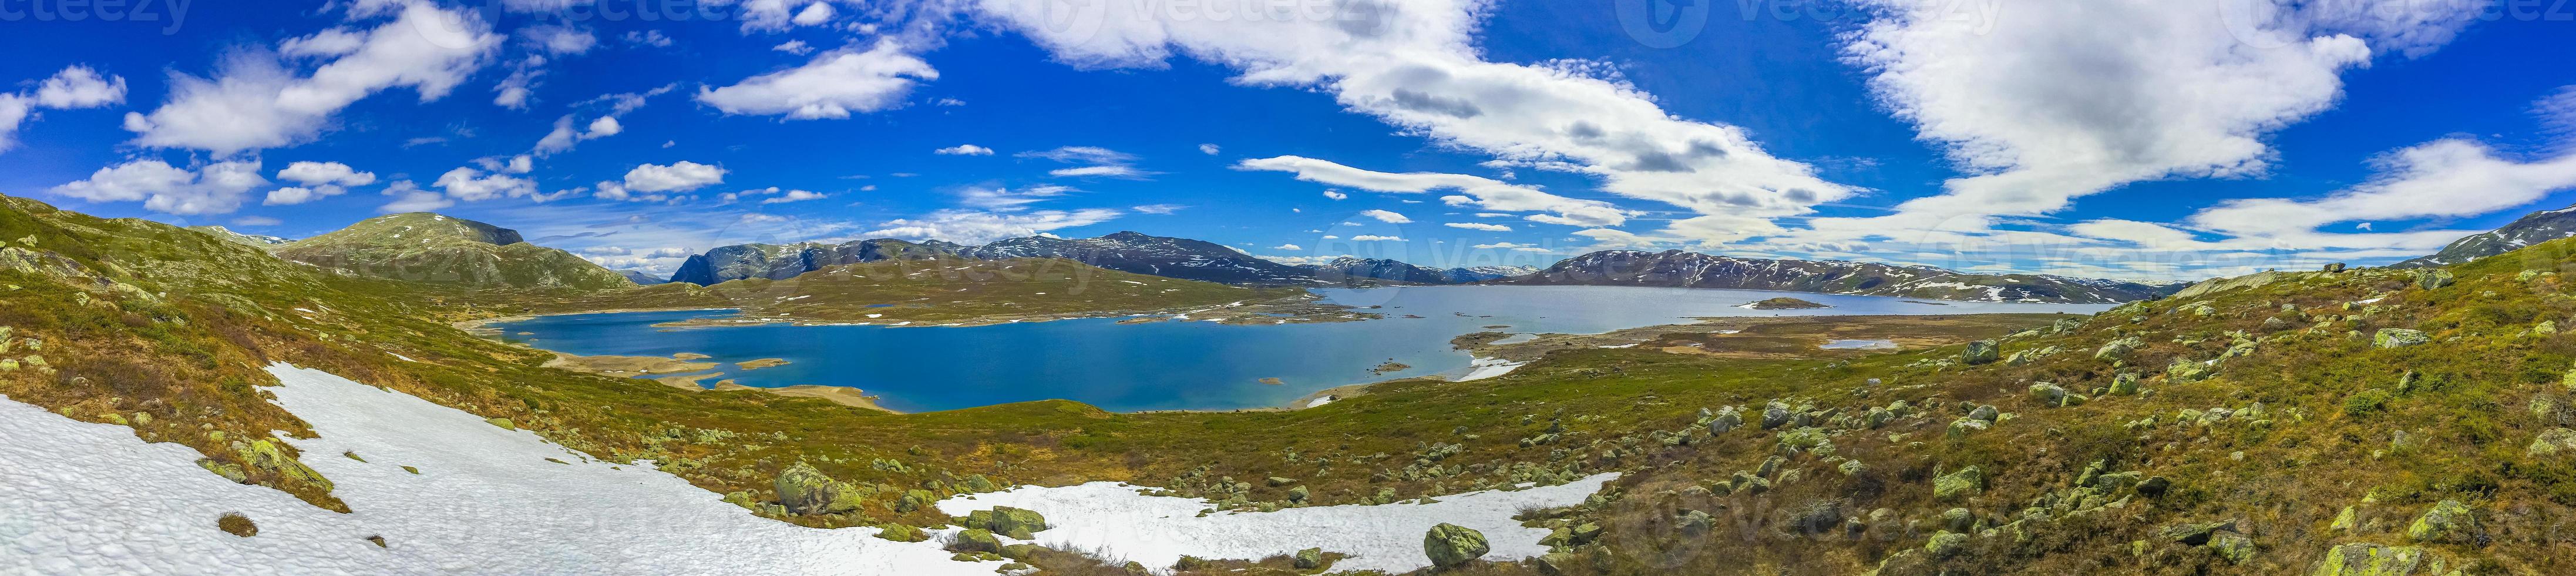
[2,0,2572,281]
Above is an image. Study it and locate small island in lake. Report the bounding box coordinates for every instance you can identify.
[1744,297,1831,310]
[1370,361,1412,375]
[1258,377,1284,385]
[738,358,792,370]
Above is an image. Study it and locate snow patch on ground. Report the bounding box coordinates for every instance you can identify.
[1,364,1624,575]
[1453,357,1529,381]
[934,473,1617,574]
[0,364,995,575]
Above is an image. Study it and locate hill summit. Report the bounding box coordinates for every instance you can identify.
[273,213,632,290]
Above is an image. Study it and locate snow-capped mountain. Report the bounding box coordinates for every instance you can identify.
[1501,250,2184,304]
[2393,204,2576,269]
[1442,265,1542,283]
[186,225,292,247]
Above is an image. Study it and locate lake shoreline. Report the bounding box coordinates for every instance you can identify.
[483,286,2112,414]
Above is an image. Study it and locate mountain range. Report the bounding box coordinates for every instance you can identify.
[658,232,2177,303]
[1499,250,2190,304]
[249,215,2225,304]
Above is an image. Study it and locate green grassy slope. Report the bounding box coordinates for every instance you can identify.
[273,212,634,290]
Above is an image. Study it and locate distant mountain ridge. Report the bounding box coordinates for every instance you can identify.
[1502,249,2186,304]
[667,234,2174,303]
[1300,257,1541,285]
[272,213,634,290]
[670,232,1311,286]
[2394,205,2576,269]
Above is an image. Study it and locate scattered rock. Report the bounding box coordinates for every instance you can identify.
[484,417,516,430]
[2210,531,2256,565]
[874,523,929,542]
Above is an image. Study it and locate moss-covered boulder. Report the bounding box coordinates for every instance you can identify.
[2209,532,2256,565]
[2529,428,2576,457]
[1293,547,1325,570]
[873,523,929,542]
[2373,329,2430,349]
[1423,523,1490,568]
[484,417,516,430]
[896,488,936,513]
[2168,357,2214,381]
[952,528,1002,553]
[236,439,332,492]
[1933,467,1984,502]
[2308,542,2428,576]
[2027,383,2067,407]
[1924,531,1968,558]
[2109,373,2140,395]
[2416,269,2455,290]
[2405,500,2480,544]
[774,462,851,515]
[987,506,1048,540]
[1962,340,2000,365]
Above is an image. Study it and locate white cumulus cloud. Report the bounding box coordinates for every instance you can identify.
[698,39,937,120]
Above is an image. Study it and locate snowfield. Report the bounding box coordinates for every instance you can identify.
[935,474,1617,574]
[0,364,1617,575]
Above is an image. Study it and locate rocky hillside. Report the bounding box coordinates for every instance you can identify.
[2395,205,2576,269]
[616,270,667,284]
[667,238,960,285]
[272,213,634,290]
[1505,249,2185,304]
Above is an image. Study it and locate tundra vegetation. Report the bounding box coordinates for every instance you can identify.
[6,195,2575,574]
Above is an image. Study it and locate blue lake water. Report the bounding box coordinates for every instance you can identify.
[492,286,2109,413]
